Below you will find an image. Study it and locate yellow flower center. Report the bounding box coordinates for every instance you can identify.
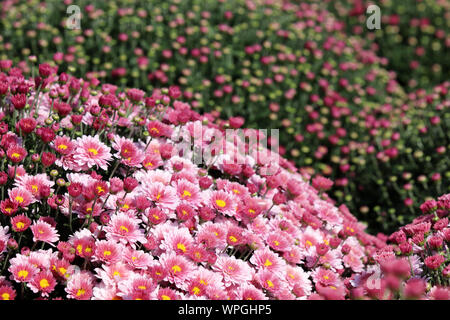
[138,286,146,290]
[88,148,98,156]
[1,293,10,300]
[192,287,201,295]
[161,295,171,300]
[40,279,50,289]
[172,265,182,273]
[16,222,25,230]
[177,243,186,252]
[229,236,238,243]
[182,190,191,198]
[31,185,38,193]
[58,267,67,275]
[11,152,20,159]
[58,144,68,150]
[215,199,226,208]
[77,289,86,296]
[15,196,24,203]
[266,280,274,288]
[264,259,272,267]
[120,225,129,233]
[104,250,111,256]
[18,270,29,279]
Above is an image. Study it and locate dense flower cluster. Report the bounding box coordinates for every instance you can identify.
[0,65,392,300]
[314,0,450,88]
[0,0,448,233]
[351,194,450,300]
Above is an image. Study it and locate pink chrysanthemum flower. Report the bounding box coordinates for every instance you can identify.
[189,267,225,299]
[30,220,59,244]
[14,173,54,201]
[343,253,364,273]
[235,284,268,300]
[29,271,57,297]
[284,265,312,295]
[250,247,286,272]
[311,267,340,287]
[73,135,112,171]
[175,179,201,205]
[65,271,94,300]
[266,231,291,252]
[159,252,196,289]
[209,190,236,216]
[0,226,9,255]
[95,262,132,288]
[117,274,156,300]
[52,135,75,156]
[112,135,145,167]
[299,226,323,252]
[283,246,306,265]
[0,285,16,300]
[142,153,163,170]
[92,283,121,300]
[223,181,250,199]
[157,287,182,300]
[8,187,33,207]
[94,240,123,264]
[9,262,37,283]
[160,227,194,255]
[104,212,146,247]
[212,255,254,287]
[255,269,287,294]
[196,222,227,250]
[122,247,153,270]
[145,182,178,211]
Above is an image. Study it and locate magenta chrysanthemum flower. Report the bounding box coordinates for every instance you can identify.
[9,262,37,283]
[8,187,33,207]
[29,271,57,297]
[212,255,253,287]
[159,252,196,289]
[30,220,59,244]
[65,271,94,300]
[73,135,112,171]
[209,190,236,216]
[94,240,123,264]
[104,212,146,247]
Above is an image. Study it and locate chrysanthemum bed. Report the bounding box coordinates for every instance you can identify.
[0,64,448,300]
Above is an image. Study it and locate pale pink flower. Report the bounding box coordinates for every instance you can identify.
[95,262,132,288]
[159,252,196,290]
[30,220,59,244]
[144,182,178,211]
[123,247,153,269]
[65,271,95,300]
[93,240,123,264]
[160,227,194,255]
[212,255,254,287]
[8,187,33,207]
[73,135,112,171]
[104,212,146,247]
